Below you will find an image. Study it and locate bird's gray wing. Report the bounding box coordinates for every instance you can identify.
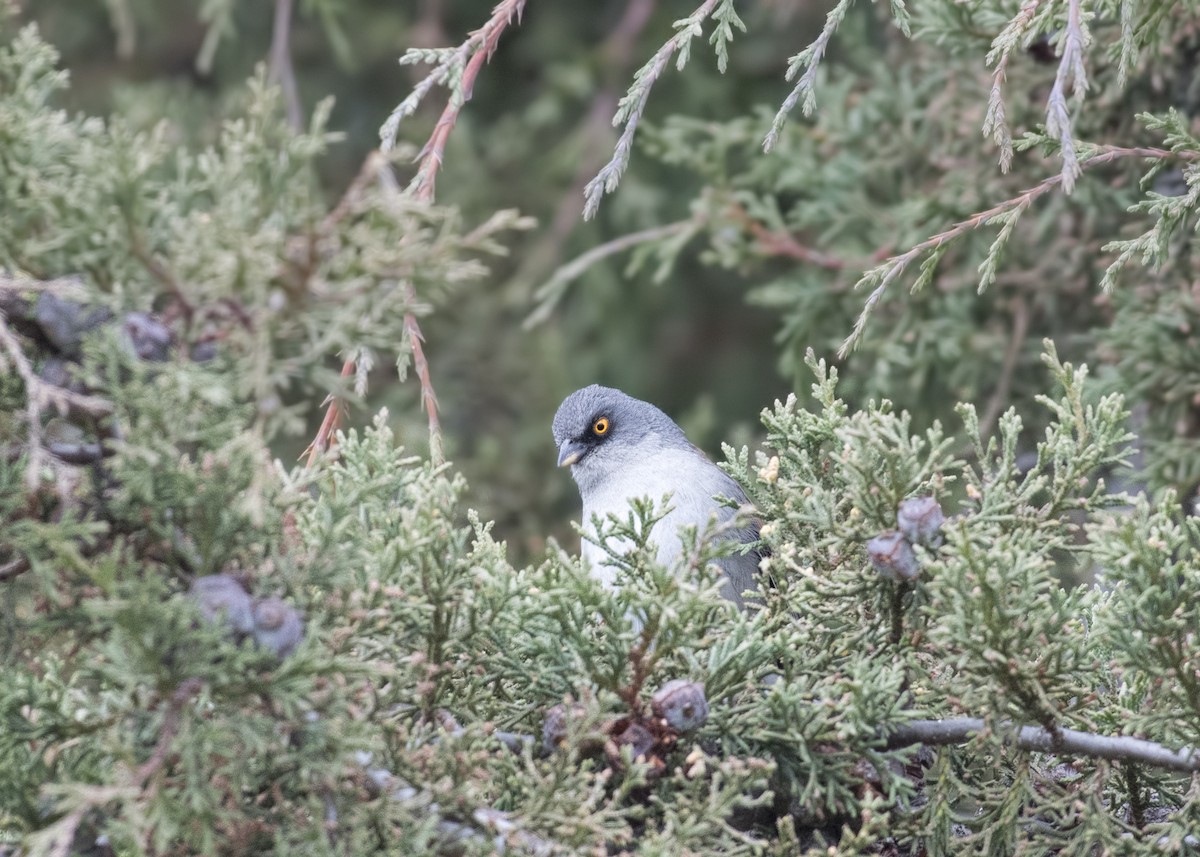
[708,467,767,609]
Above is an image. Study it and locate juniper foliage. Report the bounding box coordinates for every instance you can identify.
[5,4,1200,856]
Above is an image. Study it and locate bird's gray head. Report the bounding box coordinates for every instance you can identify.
[552,385,689,496]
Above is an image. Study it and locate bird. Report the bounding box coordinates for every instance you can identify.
[552,385,760,608]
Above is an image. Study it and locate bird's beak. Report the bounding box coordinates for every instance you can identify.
[557,440,586,468]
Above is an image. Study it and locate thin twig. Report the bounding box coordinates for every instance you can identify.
[726,202,845,269]
[886,718,1200,774]
[319,150,389,236]
[525,220,694,328]
[304,357,355,467]
[978,295,1030,439]
[269,0,303,132]
[840,146,1186,357]
[403,281,441,462]
[129,232,195,322]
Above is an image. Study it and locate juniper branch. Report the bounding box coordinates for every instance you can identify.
[583,0,725,220]
[406,0,526,199]
[726,202,846,269]
[983,0,1042,172]
[1045,0,1088,193]
[839,145,1186,357]
[379,0,527,156]
[764,0,856,151]
[307,3,525,467]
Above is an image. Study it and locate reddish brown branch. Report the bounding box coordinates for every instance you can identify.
[403,283,442,461]
[306,2,526,467]
[134,678,204,786]
[408,0,527,200]
[726,203,846,270]
[304,358,355,466]
[130,234,195,322]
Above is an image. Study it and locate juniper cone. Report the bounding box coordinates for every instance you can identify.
[552,385,759,607]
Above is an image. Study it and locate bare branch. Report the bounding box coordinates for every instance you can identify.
[886,718,1200,774]
[269,0,303,132]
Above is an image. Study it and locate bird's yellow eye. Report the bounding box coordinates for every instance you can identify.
[592,417,610,436]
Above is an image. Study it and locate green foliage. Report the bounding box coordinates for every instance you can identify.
[0,24,526,444]
[5,3,1200,855]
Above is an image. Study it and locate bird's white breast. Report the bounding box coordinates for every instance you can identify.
[578,443,738,590]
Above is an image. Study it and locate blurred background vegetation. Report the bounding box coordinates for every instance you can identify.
[13,0,1200,561]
